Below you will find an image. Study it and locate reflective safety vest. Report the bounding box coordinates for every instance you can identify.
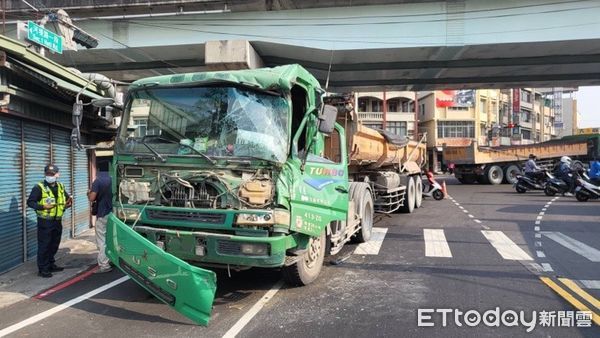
[36,182,67,219]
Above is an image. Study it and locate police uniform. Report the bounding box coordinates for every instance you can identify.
[27,164,71,277]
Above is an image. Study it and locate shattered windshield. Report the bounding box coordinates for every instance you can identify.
[117,86,290,162]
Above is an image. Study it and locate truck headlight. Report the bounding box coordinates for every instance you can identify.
[115,207,140,220]
[234,210,290,226]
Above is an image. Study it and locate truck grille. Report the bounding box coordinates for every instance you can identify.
[146,210,226,224]
[119,259,175,305]
[217,240,270,256]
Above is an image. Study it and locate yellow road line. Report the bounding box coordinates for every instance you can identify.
[539,277,600,326]
[559,278,600,310]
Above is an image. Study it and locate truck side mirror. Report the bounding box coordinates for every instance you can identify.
[318,105,337,135]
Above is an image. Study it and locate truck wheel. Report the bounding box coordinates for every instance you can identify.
[354,188,374,243]
[485,165,504,185]
[283,230,326,286]
[503,165,521,184]
[350,182,373,243]
[400,176,415,213]
[414,175,423,208]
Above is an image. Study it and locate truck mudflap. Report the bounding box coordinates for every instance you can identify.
[105,213,217,326]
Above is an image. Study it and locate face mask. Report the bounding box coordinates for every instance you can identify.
[45,176,57,184]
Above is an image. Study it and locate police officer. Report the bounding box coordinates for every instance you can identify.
[27,164,72,278]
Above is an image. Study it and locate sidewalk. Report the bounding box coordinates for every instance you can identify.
[0,229,99,309]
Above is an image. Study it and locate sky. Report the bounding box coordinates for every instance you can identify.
[576,86,600,128]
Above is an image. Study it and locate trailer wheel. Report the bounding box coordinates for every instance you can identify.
[414,175,423,208]
[400,176,415,213]
[283,230,326,286]
[503,165,521,184]
[485,165,504,185]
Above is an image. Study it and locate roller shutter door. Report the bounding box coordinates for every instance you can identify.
[23,122,51,260]
[73,136,90,236]
[0,116,24,273]
[51,128,73,239]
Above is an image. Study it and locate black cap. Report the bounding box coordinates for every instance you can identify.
[529,154,536,159]
[44,164,59,175]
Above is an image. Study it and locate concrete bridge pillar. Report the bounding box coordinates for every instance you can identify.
[205,40,264,70]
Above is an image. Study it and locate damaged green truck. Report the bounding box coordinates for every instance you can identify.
[104,65,426,325]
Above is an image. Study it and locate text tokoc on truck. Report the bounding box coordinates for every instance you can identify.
[72,65,426,325]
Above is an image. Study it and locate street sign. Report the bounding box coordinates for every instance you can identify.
[27,21,63,54]
[554,122,564,129]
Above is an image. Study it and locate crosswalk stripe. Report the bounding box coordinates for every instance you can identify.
[354,227,388,255]
[423,229,452,258]
[481,230,533,261]
[580,280,600,289]
[541,232,600,262]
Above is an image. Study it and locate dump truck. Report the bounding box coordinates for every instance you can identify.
[443,134,600,184]
[92,65,425,325]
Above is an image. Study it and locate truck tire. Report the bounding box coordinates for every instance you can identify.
[485,165,504,185]
[503,164,521,185]
[283,230,326,286]
[400,176,415,213]
[354,185,374,243]
[414,175,423,208]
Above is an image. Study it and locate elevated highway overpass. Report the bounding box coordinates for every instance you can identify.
[6,0,600,91]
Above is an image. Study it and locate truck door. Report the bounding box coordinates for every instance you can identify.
[290,121,349,237]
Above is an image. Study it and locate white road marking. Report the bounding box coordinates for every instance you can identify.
[535,221,541,225]
[534,226,540,231]
[536,216,543,220]
[222,280,284,338]
[579,280,600,289]
[474,219,482,224]
[542,208,547,211]
[541,263,554,272]
[544,204,550,208]
[536,251,546,258]
[541,232,600,262]
[539,212,545,216]
[423,229,452,258]
[535,233,541,238]
[529,263,543,272]
[481,231,533,261]
[458,206,464,209]
[0,276,130,337]
[468,214,474,218]
[535,241,542,247]
[354,227,388,255]
[463,210,468,213]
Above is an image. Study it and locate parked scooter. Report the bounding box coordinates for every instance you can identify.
[575,177,600,202]
[514,170,552,193]
[422,171,444,200]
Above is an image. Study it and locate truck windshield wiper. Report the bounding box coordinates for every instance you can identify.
[178,143,217,164]
[139,139,167,162]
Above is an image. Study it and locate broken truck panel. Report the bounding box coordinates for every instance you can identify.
[105,213,217,326]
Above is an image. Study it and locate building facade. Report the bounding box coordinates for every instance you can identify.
[355,91,417,139]
[0,35,113,273]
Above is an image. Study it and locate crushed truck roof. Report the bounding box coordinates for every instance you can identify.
[130,64,323,92]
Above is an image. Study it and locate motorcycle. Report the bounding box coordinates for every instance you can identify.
[514,170,552,193]
[422,171,444,200]
[575,177,600,202]
[544,174,570,196]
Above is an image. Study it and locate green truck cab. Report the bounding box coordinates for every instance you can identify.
[105,65,363,325]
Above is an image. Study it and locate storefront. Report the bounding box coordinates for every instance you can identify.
[0,36,114,273]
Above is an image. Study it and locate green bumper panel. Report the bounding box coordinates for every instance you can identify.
[106,214,217,326]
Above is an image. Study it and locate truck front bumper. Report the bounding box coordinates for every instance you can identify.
[129,224,294,269]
